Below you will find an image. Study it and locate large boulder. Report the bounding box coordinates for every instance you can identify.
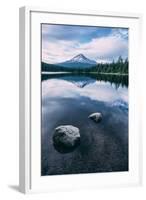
[88,112,102,123]
[53,125,80,153]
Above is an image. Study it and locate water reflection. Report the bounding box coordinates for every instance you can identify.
[42,74,128,105]
[41,73,128,176]
[42,73,128,88]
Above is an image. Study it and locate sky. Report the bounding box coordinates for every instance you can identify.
[42,24,128,64]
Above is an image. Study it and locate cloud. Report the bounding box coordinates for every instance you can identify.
[42,40,80,63]
[42,24,128,64]
[77,35,128,61]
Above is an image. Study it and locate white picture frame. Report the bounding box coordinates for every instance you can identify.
[19,6,142,194]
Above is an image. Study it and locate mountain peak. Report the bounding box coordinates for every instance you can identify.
[57,54,96,69]
[70,54,96,64]
[73,54,86,58]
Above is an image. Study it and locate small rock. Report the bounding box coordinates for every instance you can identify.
[53,125,80,153]
[88,112,102,123]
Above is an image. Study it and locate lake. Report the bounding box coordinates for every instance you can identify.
[41,73,128,176]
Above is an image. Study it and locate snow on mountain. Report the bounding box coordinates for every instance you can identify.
[57,54,97,68]
[69,54,96,64]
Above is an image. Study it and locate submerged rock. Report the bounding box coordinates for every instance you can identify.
[53,125,80,153]
[88,112,102,123]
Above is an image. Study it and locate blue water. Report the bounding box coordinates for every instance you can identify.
[41,73,128,176]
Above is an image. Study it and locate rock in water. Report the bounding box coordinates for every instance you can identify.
[88,112,102,123]
[53,125,80,153]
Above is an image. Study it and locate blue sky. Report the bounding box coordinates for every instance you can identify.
[42,24,128,64]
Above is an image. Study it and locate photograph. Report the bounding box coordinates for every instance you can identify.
[41,24,129,176]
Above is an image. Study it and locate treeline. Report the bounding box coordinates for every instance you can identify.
[86,57,128,74]
[42,62,69,72]
[42,56,128,74]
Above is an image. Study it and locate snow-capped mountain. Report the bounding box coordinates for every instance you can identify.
[69,54,96,64]
[57,54,97,68]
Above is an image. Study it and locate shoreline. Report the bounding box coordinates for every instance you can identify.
[41,71,71,75]
[41,71,128,76]
[89,72,128,76]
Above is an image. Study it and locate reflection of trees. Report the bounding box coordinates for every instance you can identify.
[42,73,128,89]
[90,73,128,88]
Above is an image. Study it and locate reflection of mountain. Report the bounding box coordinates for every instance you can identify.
[111,99,128,112]
[42,73,128,89]
[58,76,95,88]
[57,54,96,68]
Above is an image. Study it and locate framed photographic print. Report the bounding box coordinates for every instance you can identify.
[19,7,142,193]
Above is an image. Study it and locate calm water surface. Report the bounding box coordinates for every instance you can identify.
[41,73,128,176]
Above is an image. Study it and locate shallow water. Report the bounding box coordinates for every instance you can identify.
[41,73,128,176]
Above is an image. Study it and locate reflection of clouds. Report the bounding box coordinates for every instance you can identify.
[42,79,80,99]
[117,87,128,103]
[111,99,128,112]
[42,79,128,104]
